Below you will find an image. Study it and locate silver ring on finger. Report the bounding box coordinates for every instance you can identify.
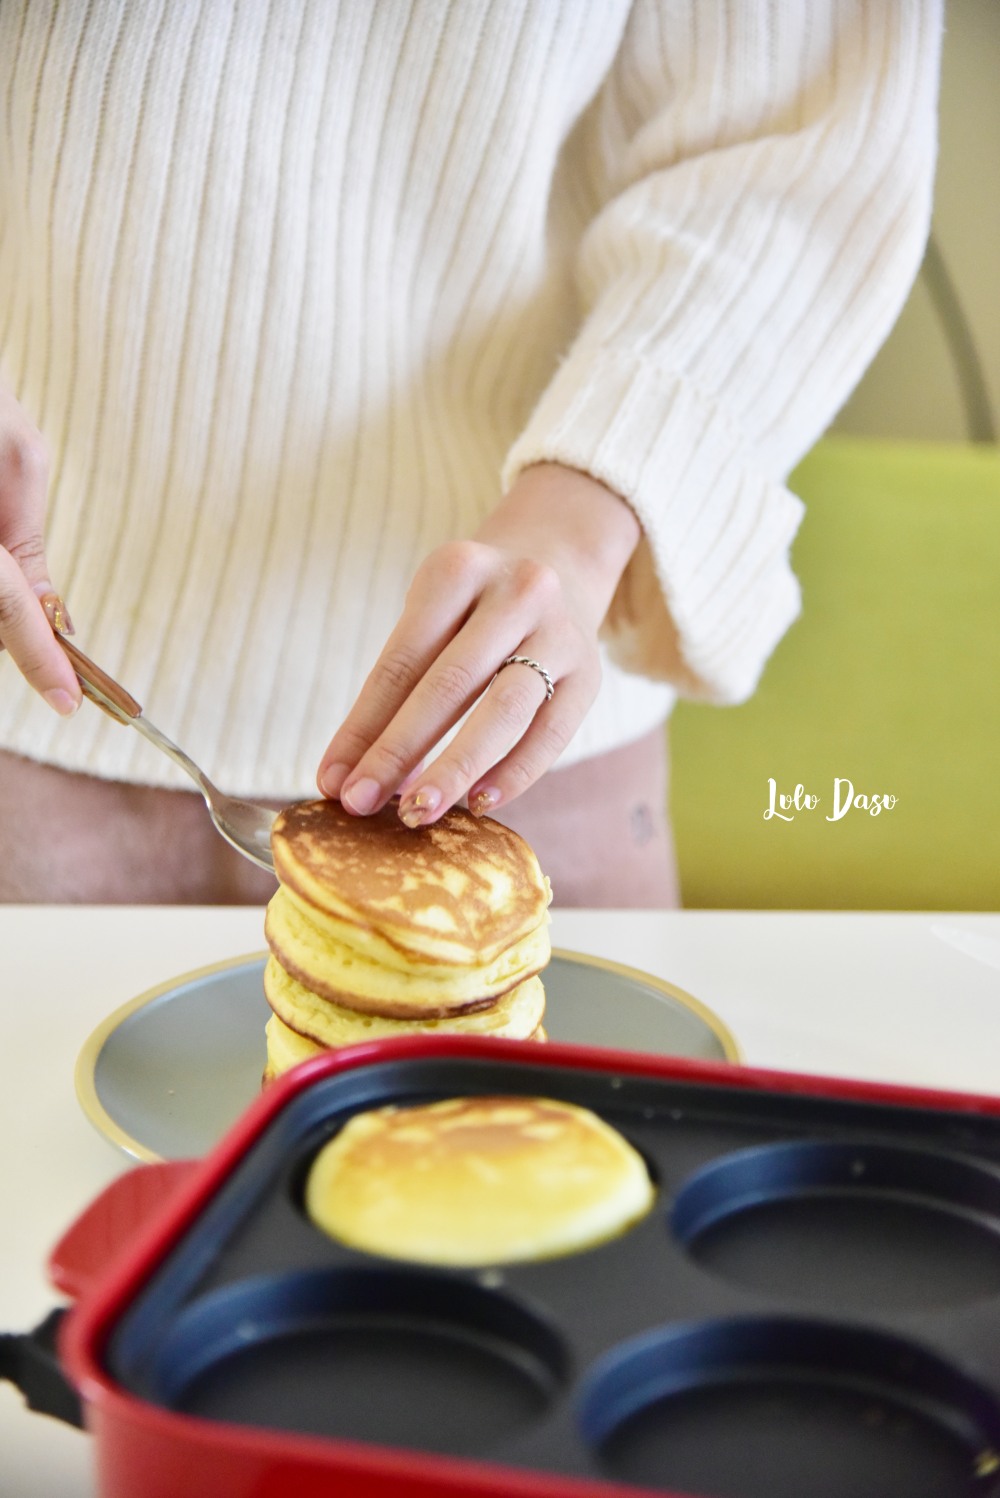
[493,654,555,702]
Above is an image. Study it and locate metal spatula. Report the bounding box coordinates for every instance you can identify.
[53,633,278,872]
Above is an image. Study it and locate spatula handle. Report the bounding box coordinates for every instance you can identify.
[55,635,143,720]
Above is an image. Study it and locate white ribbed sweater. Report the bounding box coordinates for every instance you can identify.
[0,0,940,795]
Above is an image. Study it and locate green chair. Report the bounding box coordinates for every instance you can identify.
[670,436,1000,910]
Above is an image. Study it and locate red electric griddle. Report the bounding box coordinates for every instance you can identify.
[7,1035,1000,1498]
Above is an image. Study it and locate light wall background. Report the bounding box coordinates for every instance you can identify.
[833,0,999,444]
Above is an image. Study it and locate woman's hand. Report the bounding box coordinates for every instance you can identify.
[317,462,640,826]
[0,383,80,714]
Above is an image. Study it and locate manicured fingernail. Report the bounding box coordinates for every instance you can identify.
[399,787,441,828]
[44,687,79,717]
[319,762,350,798]
[469,788,500,818]
[341,777,381,815]
[38,591,75,635]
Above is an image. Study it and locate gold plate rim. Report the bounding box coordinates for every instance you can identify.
[74,946,741,1163]
[553,947,742,1066]
[74,949,270,1164]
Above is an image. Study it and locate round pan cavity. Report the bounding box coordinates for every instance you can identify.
[671,1140,1000,1311]
[579,1317,1000,1498]
[146,1268,566,1455]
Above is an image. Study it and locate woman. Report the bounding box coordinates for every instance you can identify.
[0,0,941,904]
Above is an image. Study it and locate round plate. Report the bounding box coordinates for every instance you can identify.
[75,949,740,1162]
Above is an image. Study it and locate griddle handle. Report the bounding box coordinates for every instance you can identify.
[0,1307,83,1428]
[48,1159,199,1302]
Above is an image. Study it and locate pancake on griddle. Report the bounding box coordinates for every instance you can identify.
[304,1096,654,1265]
[263,799,551,1080]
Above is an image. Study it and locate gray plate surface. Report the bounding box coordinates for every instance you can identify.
[77,949,739,1161]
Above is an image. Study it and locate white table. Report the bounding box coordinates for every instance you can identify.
[2,905,999,1497]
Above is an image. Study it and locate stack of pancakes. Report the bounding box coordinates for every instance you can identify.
[263,799,552,1081]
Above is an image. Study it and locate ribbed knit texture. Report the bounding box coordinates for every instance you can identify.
[0,1,940,795]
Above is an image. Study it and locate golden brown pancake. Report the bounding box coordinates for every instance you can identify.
[264,963,546,1049]
[271,800,551,967]
[264,882,550,1018]
[303,1095,654,1265]
[263,1009,548,1078]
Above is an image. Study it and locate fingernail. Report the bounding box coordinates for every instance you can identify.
[38,591,75,635]
[319,761,350,798]
[399,787,441,828]
[44,687,79,717]
[469,788,500,818]
[341,777,381,815]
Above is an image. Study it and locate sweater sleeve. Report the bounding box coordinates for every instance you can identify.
[502,0,942,703]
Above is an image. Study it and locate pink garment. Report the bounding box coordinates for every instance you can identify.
[497,726,679,910]
[0,726,677,908]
